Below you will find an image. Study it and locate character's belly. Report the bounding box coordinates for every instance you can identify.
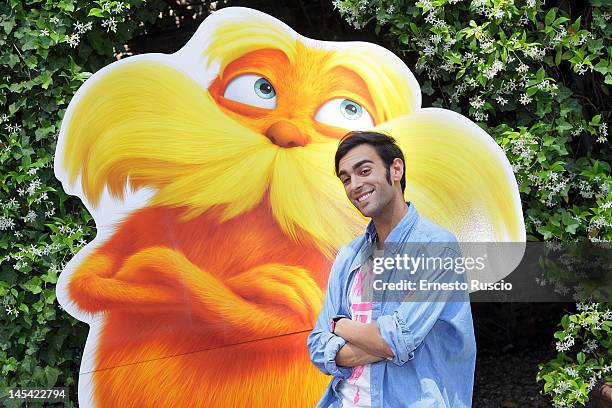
[90,328,328,408]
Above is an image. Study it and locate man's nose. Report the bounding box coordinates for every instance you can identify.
[349,175,363,192]
[265,120,310,148]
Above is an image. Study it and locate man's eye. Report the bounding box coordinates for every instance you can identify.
[342,178,350,185]
[361,169,370,175]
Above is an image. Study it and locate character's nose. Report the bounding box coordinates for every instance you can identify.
[265,120,310,148]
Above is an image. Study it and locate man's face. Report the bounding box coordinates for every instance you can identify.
[338,144,397,218]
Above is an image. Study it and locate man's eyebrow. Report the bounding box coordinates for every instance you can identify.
[338,159,374,177]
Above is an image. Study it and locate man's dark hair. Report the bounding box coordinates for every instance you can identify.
[334,131,406,193]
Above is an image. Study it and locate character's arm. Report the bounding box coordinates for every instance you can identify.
[68,246,323,342]
[306,247,352,379]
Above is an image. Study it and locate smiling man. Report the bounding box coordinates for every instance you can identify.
[307,131,477,407]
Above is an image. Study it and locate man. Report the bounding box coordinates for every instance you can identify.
[307,131,476,407]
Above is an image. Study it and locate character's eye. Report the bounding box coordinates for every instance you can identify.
[223,74,277,109]
[314,98,374,130]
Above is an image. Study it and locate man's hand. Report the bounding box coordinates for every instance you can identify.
[335,318,394,359]
[336,343,383,367]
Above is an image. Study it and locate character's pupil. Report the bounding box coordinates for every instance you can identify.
[345,104,357,115]
[260,83,271,94]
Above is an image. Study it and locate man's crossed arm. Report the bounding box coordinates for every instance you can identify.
[334,319,394,367]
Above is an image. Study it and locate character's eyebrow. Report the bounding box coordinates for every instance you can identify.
[338,159,374,178]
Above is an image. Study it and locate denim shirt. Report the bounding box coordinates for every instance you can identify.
[307,203,477,408]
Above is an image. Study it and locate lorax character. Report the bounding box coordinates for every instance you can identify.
[54,7,525,408]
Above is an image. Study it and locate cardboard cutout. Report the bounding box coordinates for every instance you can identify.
[54,7,525,407]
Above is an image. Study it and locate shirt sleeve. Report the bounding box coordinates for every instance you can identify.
[376,241,469,366]
[307,247,353,379]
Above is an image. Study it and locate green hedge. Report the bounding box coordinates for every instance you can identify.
[0,1,165,406]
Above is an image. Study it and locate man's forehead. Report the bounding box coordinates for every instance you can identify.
[339,144,381,169]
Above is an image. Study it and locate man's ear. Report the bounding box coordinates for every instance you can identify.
[391,158,405,184]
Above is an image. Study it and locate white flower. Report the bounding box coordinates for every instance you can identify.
[519,93,532,105]
[588,376,598,390]
[430,34,442,44]
[22,210,37,223]
[495,96,508,106]
[26,179,41,196]
[574,62,589,75]
[564,367,578,377]
[484,60,503,79]
[424,12,437,24]
[537,80,550,90]
[40,28,50,37]
[66,33,80,48]
[5,305,18,316]
[525,46,545,61]
[504,79,517,92]
[423,44,436,56]
[0,216,15,231]
[115,1,125,13]
[6,197,18,210]
[50,16,60,24]
[469,95,485,110]
[417,0,433,12]
[474,112,488,121]
[583,339,598,353]
[101,17,118,33]
[490,8,504,19]
[465,78,478,89]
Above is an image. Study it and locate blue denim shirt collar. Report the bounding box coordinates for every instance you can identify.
[363,202,419,254]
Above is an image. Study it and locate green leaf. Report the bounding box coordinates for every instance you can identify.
[88,8,105,17]
[571,17,582,33]
[58,0,75,12]
[43,366,61,386]
[577,352,585,364]
[0,18,16,35]
[545,9,556,26]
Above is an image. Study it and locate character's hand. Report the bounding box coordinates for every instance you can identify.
[227,264,323,327]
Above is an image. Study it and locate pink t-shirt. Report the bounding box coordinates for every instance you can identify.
[338,265,373,407]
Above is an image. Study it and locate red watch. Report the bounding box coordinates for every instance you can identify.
[330,316,345,333]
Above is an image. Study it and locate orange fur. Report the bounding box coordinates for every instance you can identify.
[69,201,334,406]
